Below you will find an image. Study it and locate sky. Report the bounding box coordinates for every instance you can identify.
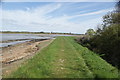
[1,1,116,34]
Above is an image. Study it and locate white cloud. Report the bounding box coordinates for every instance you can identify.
[2,3,111,33]
[25,7,30,11]
[0,9,2,32]
[33,3,62,16]
[2,0,116,2]
[65,8,113,19]
[77,9,111,16]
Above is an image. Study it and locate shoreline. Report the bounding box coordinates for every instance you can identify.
[2,38,54,76]
[0,38,51,48]
[1,38,50,64]
[0,39,30,43]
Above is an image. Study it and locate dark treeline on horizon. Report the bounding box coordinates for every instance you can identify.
[0,31,83,35]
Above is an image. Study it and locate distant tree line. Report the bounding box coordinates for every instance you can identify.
[1,31,82,35]
[76,0,120,68]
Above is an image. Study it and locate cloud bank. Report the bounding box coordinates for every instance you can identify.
[2,2,113,33]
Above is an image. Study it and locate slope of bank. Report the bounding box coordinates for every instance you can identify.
[2,39,54,76]
[6,36,118,78]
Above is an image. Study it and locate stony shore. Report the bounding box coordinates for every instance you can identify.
[1,39,54,76]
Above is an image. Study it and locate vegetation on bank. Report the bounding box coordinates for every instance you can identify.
[6,37,118,78]
[76,1,120,68]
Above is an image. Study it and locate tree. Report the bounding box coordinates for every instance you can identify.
[102,0,120,28]
[85,29,95,37]
[116,0,120,12]
[78,0,120,68]
[92,0,120,68]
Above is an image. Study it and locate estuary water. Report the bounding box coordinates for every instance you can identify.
[0,33,52,47]
[0,33,73,47]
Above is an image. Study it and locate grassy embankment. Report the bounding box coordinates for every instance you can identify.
[7,37,118,78]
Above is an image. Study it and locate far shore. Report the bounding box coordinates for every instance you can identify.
[0,31,83,35]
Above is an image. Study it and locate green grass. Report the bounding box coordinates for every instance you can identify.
[65,37,118,78]
[6,36,118,78]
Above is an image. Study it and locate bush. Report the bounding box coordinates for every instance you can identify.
[91,24,120,67]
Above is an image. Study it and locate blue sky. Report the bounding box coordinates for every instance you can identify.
[1,2,116,34]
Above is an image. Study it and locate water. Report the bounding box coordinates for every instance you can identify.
[0,33,73,47]
[0,33,52,47]
[0,33,51,41]
[0,40,30,47]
